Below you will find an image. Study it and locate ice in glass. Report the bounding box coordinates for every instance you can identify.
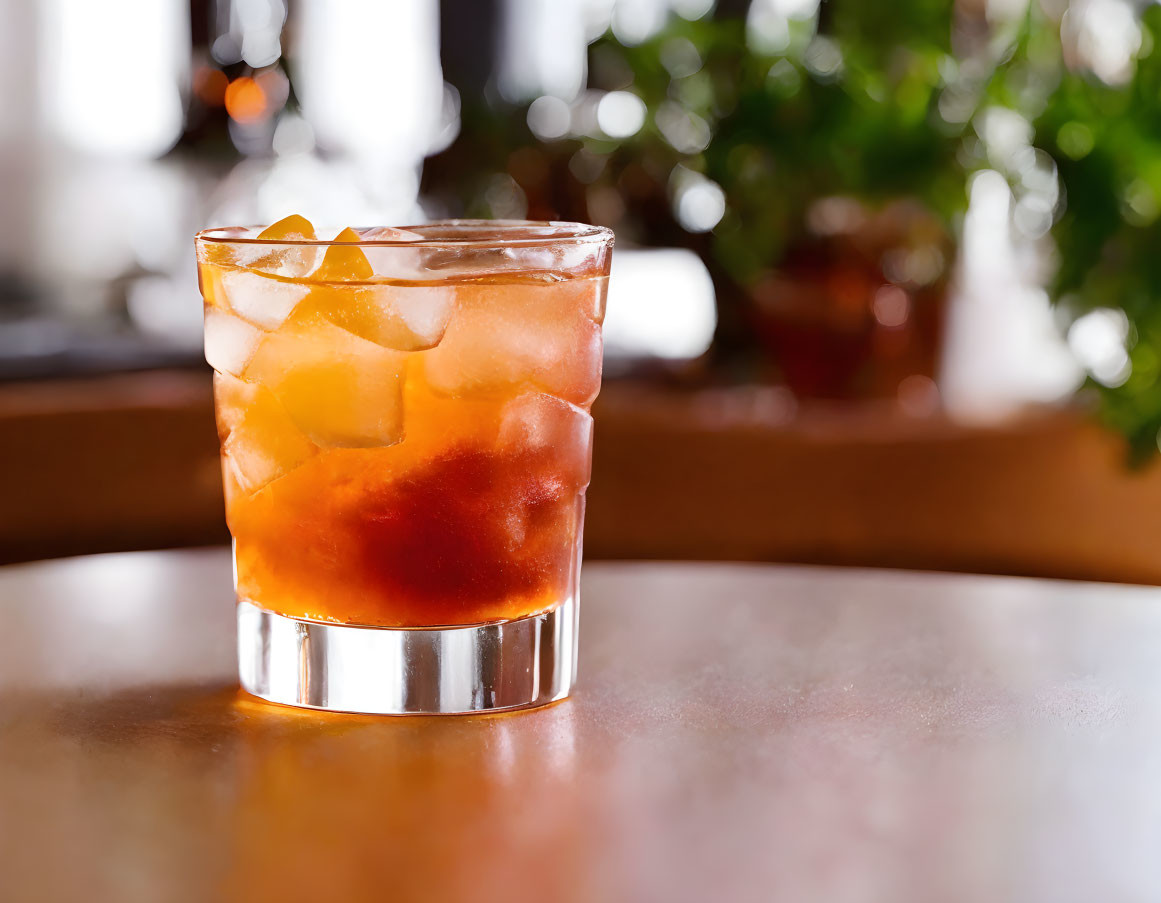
[195,218,613,710]
[196,218,611,714]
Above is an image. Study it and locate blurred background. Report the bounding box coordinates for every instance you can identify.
[3,0,1161,582]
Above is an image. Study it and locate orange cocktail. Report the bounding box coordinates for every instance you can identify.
[196,218,612,714]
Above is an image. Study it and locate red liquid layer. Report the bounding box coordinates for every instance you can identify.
[230,444,584,627]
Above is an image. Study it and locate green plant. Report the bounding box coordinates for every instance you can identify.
[425,3,997,356]
[978,3,1161,459]
[623,7,970,286]
[429,2,1161,447]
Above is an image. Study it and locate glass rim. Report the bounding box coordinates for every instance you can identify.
[195,219,614,250]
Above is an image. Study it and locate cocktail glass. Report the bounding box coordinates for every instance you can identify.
[195,218,613,714]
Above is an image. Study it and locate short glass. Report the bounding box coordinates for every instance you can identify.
[194,219,613,714]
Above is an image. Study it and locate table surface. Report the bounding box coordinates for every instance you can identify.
[2,550,1160,903]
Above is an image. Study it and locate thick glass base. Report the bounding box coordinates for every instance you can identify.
[237,598,578,715]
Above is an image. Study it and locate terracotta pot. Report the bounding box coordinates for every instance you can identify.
[749,198,952,404]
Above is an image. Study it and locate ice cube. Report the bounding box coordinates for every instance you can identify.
[362,248,429,283]
[499,392,594,489]
[204,306,264,376]
[218,373,318,493]
[197,263,231,310]
[219,269,311,330]
[422,281,603,405]
[359,227,427,280]
[585,275,610,325]
[244,320,407,448]
[314,227,373,282]
[361,226,424,241]
[250,214,322,278]
[297,283,455,351]
[374,284,456,349]
[212,371,247,440]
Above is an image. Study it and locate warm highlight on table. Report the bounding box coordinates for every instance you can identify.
[3,549,1161,902]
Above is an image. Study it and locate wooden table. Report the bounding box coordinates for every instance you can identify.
[2,550,1160,902]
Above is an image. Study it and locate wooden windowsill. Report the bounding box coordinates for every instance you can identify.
[2,370,1158,584]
